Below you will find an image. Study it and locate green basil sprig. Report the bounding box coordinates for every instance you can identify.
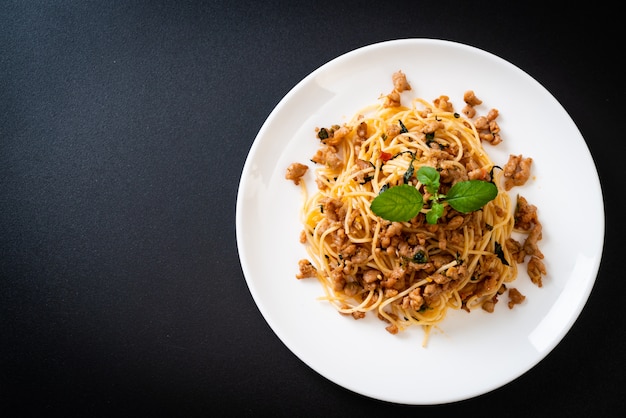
[371,166,497,224]
[370,184,423,222]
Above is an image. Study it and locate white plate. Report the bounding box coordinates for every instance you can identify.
[236,39,604,405]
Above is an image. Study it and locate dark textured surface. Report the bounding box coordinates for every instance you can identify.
[1,1,623,416]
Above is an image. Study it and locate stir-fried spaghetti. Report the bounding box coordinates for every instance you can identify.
[286,71,545,346]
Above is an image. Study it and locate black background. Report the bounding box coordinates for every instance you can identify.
[1,1,623,416]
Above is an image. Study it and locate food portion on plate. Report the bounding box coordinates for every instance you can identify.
[286,70,546,346]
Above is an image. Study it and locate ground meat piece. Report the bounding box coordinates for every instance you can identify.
[508,287,526,308]
[296,259,317,279]
[383,71,410,108]
[285,162,308,185]
[331,228,348,251]
[330,266,346,291]
[474,116,489,131]
[463,90,483,106]
[515,195,538,231]
[311,145,343,170]
[528,256,546,287]
[505,237,526,264]
[324,125,350,146]
[439,160,468,184]
[396,241,413,258]
[444,215,465,230]
[320,197,346,222]
[339,243,356,259]
[343,282,360,297]
[421,120,444,134]
[379,222,403,248]
[503,154,533,190]
[384,90,401,108]
[429,253,454,269]
[477,273,499,297]
[474,109,503,145]
[478,131,495,144]
[385,122,401,140]
[488,120,502,143]
[478,128,502,145]
[356,121,368,139]
[468,166,488,180]
[352,159,372,183]
[392,70,412,92]
[481,295,498,313]
[385,323,399,335]
[350,246,370,265]
[445,264,467,281]
[433,95,454,112]
[314,175,330,191]
[462,105,477,118]
[402,287,424,311]
[381,265,405,289]
[351,311,366,320]
[423,282,446,305]
[523,222,544,259]
[486,108,499,121]
[362,269,382,284]
[431,273,451,285]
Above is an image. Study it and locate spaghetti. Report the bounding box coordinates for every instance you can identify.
[287,71,544,346]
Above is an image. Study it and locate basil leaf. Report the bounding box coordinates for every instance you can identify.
[403,152,417,184]
[417,166,439,195]
[411,250,428,263]
[370,184,423,222]
[426,201,444,224]
[494,241,510,266]
[445,180,498,213]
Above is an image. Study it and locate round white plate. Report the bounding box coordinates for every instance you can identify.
[236,39,604,405]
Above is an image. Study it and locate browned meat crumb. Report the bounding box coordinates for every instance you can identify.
[486,108,499,121]
[311,145,343,170]
[481,295,498,313]
[503,154,533,190]
[433,95,454,112]
[421,120,444,135]
[296,259,317,279]
[385,122,401,140]
[514,195,538,231]
[474,108,502,145]
[392,70,411,92]
[351,311,366,320]
[463,90,483,106]
[384,70,412,107]
[285,162,309,185]
[356,121,368,140]
[508,287,526,308]
[505,237,526,264]
[527,256,546,287]
[324,125,350,146]
[385,323,399,335]
[523,222,544,260]
[383,90,401,108]
[462,105,477,118]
